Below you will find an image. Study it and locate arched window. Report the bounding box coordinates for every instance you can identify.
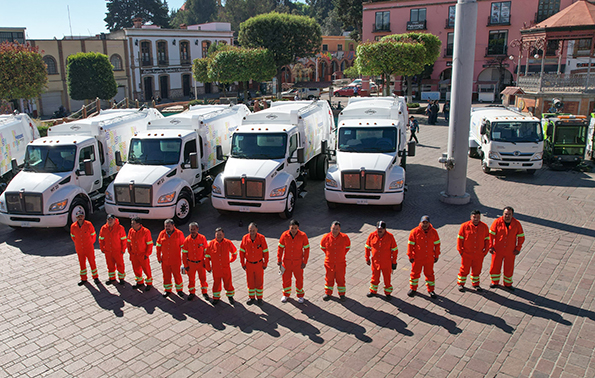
[157,40,168,65]
[202,40,211,58]
[180,41,190,65]
[110,54,123,71]
[43,56,58,75]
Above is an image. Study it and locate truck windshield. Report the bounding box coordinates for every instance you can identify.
[338,127,397,153]
[231,133,287,159]
[128,138,181,165]
[553,124,587,145]
[23,145,77,173]
[491,122,543,143]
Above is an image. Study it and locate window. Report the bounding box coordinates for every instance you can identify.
[374,11,390,32]
[183,139,197,163]
[487,30,508,55]
[202,40,211,58]
[157,41,168,65]
[78,145,96,172]
[288,134,298,158]
[490,2,511,25]
[180,41,190,65]
[110,54,123,71]
[349,43,354,51]
[536,0,561,23]
[338,44,343,51]
[0,31,24,44]
[545,40,559,57]
[322,44,328,51]
[447,6,456,28]
[408,8,426,30]
[574,39,593,57]
[446,33,454,57]
[43,56,58,75]
[141,41,152,66]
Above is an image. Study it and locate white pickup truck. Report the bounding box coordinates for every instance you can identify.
[211,100,334,218]
[0,108,162,228]
[325,96,414,211]
[105,104,249,223]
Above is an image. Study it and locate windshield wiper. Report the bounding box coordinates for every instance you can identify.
[231,153,248,158]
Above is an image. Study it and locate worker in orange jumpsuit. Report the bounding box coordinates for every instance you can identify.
[407,215,441,299]
[240,222,269,306]
[205,227,237,305]
[70,209,98,286]
[277,219,310,304]
[365,220,398,300]
[182,222,210,301]
[156,219,186,298]
[457,210,490,292]
[98,214,127,285]
[489,206,525,291]
[320,221,351,301]
[127,216,154,291]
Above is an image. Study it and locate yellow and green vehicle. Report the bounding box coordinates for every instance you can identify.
[541,113,589,166]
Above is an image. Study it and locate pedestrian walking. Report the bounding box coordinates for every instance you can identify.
[277,219,310,303]
[98,214,127,285]
[240,223,269,305]
[409,116,419,143]
[430,100,439,124]
[443,100,450,122]
[489,206,525,291]
[353,85,359,97]
[70,210,98,286]
[206,227,237,305]
[456,210,490,292]
[320,221,351,301]
[156,219,186,298]
[127,216,154,291]
[182,222,210,301]
[407,215,441,299]
[365,221,398,300]
[425,103,432,124]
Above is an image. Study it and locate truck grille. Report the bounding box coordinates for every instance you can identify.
[5,192,43,214]
[224,178,265,200]
[342,171,385,193]
[114,185,152,206]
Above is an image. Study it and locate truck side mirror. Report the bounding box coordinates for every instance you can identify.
[407,141,416,157]
[321,139,328,155]
[10,159,18,173]
[546,123,553,137]
[189,152,199,169]
[84,159,93,176]
[216,145,224,161]
[480,122,487,135]
[297,147,305,164]
[115,151,123,167]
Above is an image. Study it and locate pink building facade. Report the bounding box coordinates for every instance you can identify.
[362,0,575,101]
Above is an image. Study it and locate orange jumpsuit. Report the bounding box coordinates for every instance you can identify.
[365,231,398,295]
[489,217,525,287]
[156,228,186,293]
[407,224,441,292]
[240,233,269,299]
[457,220,490,287]
[277,230,310,298]
[99,219,127,282]
[206,238,237,299]
[320,232,351,295]
[182,233,210,295]
[71,220,98,281]
[127,226,154,286]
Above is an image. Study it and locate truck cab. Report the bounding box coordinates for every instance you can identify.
[541,113,588,167]
[588,114,595,160]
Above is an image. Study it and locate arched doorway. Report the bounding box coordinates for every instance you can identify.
[182,74,191,97]
[477,67,513,102]
[143,76,154,101]
[319,61,327,81]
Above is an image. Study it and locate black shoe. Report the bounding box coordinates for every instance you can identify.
[145,285,152,292]
[489,283,498,289]
[504,285,515,292]
[93,278,100,284]
[458,285,465,292]
[163,292,170,298]
[366,292,376,298]
[228,296,235,304]
[132,283,144,289]
[384,294,392,301]
[474,286,483,292]
[203,293,210,301]
[78,280,87,286]
[212,298,220,305]
[429,291,437,299]
[257,298,263,306]
[188,293,196,301]
[339,295,346,302]
[118,280,126,286]
[407,289,416,297]
[323,295,331,301]
[177,291,185,298]
[247,298,255,305]
[105,280,114,285]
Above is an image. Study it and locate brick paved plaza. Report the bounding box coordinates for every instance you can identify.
[1,115,594,378]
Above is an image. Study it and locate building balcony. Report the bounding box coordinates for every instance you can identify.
[407,20,426,31]
[485,45,508,57]
[518,73,595,93]
[487,15,511,27]
[373,23,391,33]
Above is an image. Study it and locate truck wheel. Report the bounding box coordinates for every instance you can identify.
[279,185,296,219]
[481,160,491,174]
[315,154,328,180]
[66,199,88,231]
[174,194,192,224]
[400,154,407,170]
[326,201,337,209]
[469,147,479,158]
[308,159,319,180]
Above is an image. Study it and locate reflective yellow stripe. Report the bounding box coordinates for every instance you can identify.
[489,230,496,235]
[320,245,326,249]
[484,236,490,240]
[457,235,464,240]
[90,232,96,236]
[517,233,525,237]
[156,243,162,247]
[120,237,127,240]
[239,248,245,252]
[146,241,153,245]
[365,244,371,249]
[303,244,310,248]
[181,249,188,253]
[70,234,75,237]
[204,254,211,258]
[346,246,351,250]
[408,241,415,245]
[262,249,269,253]
[391,247,398,251]
[434,240,441,245]
[278,243,285,248]
[98,236,105,240]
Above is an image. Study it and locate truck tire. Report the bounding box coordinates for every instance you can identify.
[469,147,479,158]
[308,159,319,180]
[315,154,328,180]
[66,199,88,231]
[279,185,296,219]
[400,154,407,170]
[174,193,192,224]
[481,159,491,174]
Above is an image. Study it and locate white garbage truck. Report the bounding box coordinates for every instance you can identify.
[104,104,250,223]
[587,113,595,160]
[0,108,162,228]
[469,106,543,174]
[0,113,41,192]
[324,96,415,211]
[211,100,334,218]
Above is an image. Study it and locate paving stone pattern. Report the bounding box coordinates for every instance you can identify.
[0,114,594,377]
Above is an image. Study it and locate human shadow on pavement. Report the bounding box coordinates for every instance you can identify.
[84,281,125,317]
[342,297,413,336]
[385,296,463,335]
[114,283,188,321]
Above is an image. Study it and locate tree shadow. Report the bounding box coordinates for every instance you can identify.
[386,296,464,335]
[84,281,125,317]
[342,297,413,336]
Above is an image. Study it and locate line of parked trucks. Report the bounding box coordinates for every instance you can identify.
[0,100,593,230]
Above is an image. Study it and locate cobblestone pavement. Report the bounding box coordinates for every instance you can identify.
[1,113,594,378]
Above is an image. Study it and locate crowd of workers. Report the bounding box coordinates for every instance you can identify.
[70,206,525,305]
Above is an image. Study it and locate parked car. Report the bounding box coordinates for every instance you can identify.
[349,79,378,93]
[334,86,360,97]
[281,87,321,100]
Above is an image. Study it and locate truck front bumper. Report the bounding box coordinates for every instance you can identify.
[211,195,286,214]
[105,202,176,219]
[0,211,69,228]
[325,189,404,205]
[487,159,542,170]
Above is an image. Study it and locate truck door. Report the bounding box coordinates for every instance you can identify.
[76,143,102,192]
[287,132,300,179]
[180,137,201,186]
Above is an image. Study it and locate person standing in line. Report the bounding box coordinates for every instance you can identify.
[277,219,310,304]
[205,227,237,305]
[320,221,351,302]
[127,217,154,291]
[409,116,419,143]
[456,210,490,292]
[489,206,525,291]
[156,219,186,298]
[182,222,210,301]
[431,100,439,124]
[407,215,441,299]
[240,223,269,306]
[70,210,98,286]
[98,214,127,285]
[443,100,450,122]
[365,221,398,300]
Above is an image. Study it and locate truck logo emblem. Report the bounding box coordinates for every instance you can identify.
[170,119,181,124]
[70,125,81,130]
[513,151,520,156]
[365,109,376,115]
[266,114,278,120]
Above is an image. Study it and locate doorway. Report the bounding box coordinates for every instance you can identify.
[160,76,169,99]
[182,74,191,97]
[143,76,154,101]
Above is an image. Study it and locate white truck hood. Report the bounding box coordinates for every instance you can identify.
[6,171,66,193]
[336,152,395,172]
[113,164,173,185]
[224,157,283,179]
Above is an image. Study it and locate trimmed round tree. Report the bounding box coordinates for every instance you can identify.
[67,52,118,101]
[0,42,47,102]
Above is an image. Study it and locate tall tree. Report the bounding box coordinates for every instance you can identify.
[170,0,218,27]
[0,42,47,101]
[105,0,170,31]
[335,0,362,41]
[67,52,118,100]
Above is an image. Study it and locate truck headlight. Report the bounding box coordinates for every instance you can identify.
[531,152,543,160]
[158,192,176,204]
[0,200,6,212]
[270,186,286,197]
[488,151,501,160]
[105,190,113,202]
[325,177,338,188]
[212,185,221,195]
[389,179,404,190]
[49,199,68,212]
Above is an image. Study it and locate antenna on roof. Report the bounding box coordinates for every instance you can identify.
[67,5,73,39]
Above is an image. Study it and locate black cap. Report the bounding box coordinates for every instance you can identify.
[420,215,430,223]
[107,214,116,220]
[376,220,387,229]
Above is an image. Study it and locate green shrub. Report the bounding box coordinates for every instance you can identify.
[407,103,420,108]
